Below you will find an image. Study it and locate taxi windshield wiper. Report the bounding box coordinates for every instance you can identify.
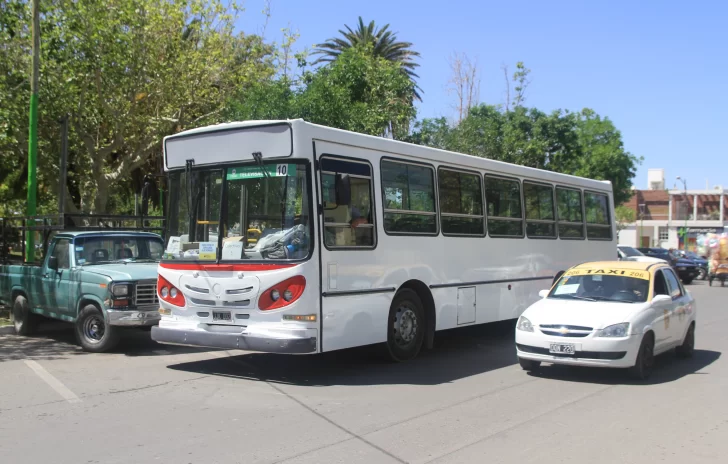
[557,294,597,302]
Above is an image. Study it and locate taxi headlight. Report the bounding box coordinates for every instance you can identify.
[516,316,534,332]
[597,323,630,338]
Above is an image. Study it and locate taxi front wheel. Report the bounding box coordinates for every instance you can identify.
[519,358,541,371]
[629,334,654,381]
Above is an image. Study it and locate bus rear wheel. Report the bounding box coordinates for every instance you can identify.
[385,289,425,362]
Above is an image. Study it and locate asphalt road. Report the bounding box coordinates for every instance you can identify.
[1,281,726,464]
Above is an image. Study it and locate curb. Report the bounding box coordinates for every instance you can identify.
[0,325,15,335]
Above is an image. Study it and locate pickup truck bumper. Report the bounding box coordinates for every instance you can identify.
[108,307,161,327]
[151,325,317,354]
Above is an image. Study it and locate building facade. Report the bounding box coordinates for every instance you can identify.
[618,169,727,250]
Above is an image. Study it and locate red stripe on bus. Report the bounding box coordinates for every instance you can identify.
[159,263,296,271]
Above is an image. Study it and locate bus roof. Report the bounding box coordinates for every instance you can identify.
[165,119,614,192]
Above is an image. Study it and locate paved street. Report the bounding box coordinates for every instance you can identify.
[0,281,726,464]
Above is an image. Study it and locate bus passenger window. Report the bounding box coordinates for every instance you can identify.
[556,187,585,239]
[523,182,556,238]
[381,160,437,235]
[484,176,523,237]
[585,191,612,240]
[438,168,484,236]
[321,157,375,248]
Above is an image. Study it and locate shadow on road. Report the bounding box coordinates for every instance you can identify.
[527,349,721,385]
[0,320,213,361]
[167,320,520,386]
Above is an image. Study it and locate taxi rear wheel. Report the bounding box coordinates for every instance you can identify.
[518,358,541,372]
[676,323,695,358]
[629,334,654,381]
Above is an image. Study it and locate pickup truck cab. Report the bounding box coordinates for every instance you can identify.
[0,231,164,352]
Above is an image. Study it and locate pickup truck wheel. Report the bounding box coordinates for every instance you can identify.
[12,295,38,335]
[75,304,120,353]
[681,277,694,285]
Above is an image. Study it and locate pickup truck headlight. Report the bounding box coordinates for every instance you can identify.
[110,283,132,297]
[597,323,630,338]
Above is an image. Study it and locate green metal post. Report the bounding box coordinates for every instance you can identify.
[26,0,40,263]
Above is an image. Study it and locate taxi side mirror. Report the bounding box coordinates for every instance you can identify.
[538,289,549,298]
[652,294,671,305]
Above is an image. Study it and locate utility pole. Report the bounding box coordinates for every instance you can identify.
[26,0,40,262]
[677,176,688,251]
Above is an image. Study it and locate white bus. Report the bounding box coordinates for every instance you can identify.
[152,119,616,360]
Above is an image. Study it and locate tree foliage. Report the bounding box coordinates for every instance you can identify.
[230,45,417,139]
[0,0,275,214]
[406,105,640,204]
[312,17,421,100]
[615,205,636,237]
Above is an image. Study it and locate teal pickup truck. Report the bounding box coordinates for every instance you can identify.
[0,231,164,352]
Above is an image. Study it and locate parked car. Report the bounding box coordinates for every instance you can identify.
[0,231,164,352]
[617,245,664,263]
[637,247,699,284]
[516,260,696,380]
[674,250,709,280]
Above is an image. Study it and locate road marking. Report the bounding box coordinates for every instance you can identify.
[24,360,81,404]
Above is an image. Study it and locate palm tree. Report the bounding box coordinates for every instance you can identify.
[313,17,422,100]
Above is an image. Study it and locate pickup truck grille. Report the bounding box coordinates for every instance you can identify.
[135,281,158,307]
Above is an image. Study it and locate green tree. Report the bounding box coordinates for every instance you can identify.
[312,17,421,100]
[0,0,276,214]
[572,109,642,205]
[615,205,636,238]
[230,46,417,140]
[408,105,639,203]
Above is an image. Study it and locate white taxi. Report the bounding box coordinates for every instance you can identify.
[515,261,696,380]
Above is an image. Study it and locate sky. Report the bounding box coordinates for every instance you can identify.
[237,0,728,190]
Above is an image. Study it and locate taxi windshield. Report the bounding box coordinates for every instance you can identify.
[549,272,650,303]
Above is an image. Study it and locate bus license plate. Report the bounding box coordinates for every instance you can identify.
[213,311,231,322]
[550,343,575,355]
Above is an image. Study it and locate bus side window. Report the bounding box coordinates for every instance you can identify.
[320,157,375,249]
[484,175,523,237]
[381,159,438,235]
[438,168,484,236]
[556,187,585,239]
[584,191,612,240]
[523,181,556,239]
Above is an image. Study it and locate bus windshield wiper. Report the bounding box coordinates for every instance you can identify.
[252,151,271,178]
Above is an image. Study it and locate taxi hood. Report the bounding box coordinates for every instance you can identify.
[522,297,647,330]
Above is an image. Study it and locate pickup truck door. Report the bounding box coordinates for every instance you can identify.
[42,238,73,318]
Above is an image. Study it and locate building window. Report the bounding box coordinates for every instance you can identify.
[438,168,485,236]
[658,227,669,241]
[485,176,523,237]
[523,181,556,238]
[556,187,584,239]
[584,191,612,240]
[381,159,437,234]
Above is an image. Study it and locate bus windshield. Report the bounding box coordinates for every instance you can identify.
[165,161,312,261]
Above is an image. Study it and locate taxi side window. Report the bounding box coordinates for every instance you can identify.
[653,271,669,296]
[663,269,683,299]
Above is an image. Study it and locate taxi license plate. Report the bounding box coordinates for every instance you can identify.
[549,343,575,355]
[213,311,231,322]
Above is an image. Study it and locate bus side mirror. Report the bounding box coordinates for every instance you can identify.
[335,174,351,206]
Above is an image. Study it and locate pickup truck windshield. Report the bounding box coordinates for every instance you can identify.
[75,236,164,265]
[165,161,312,261]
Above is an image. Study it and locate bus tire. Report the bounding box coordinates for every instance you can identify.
[385,289,425,362]
[75,304,120,353]
[12,294,38,336]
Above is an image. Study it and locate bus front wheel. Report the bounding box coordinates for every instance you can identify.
[385,289,425,362]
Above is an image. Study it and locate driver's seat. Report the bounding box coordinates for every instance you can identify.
[92,249,109,263]
[117,248,133,259]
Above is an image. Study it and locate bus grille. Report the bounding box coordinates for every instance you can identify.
[135,281,159,306]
